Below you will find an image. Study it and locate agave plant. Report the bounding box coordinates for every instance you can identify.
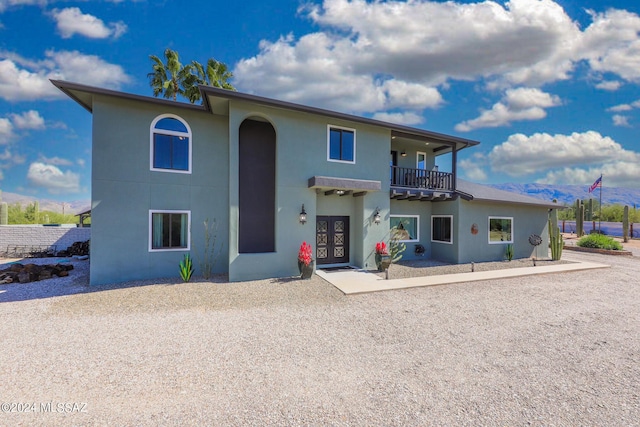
[179,253,194,282]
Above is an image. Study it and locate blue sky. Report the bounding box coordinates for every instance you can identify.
[1,0,640,204]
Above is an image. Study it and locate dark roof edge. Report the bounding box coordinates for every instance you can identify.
[50,80,207,113]
[199,85,480,148]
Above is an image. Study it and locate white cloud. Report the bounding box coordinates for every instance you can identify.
[595,80,622,91]
[10,110,45,129]
[607,103,633,112]
[490,131,639,176]
[579,9,640,83]
[38,155,73,166]
[381,80,443,110]
[455,88,561,132]
[0,50,131,101]
[459,155,489,181]
[51,7,127,39]
[76,158,85,167]
[0,147,25,163]
[537,162,640,188]
[0,117,13,144]
[372,111,424,125]
[234,0,640,116]
[26,162,80,194]
[612,114,631,127]
[0,0,46,12]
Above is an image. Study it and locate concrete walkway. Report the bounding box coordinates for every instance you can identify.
[316,258,611,295]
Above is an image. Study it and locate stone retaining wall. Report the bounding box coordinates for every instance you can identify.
[563,245,633,256]
[0,225,90,256]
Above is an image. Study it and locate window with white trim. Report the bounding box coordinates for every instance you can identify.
[431,215,453,244]
[149,210,191,251]
[150,114,192,173]
[390,215,419,242]
[488,216,513,244]
[327,125,356,163]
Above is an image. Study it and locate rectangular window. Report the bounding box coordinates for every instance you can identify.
[328,126,356,163]
[149,210,190,251]
[488,217,513,244]
[390,215,419,242]
[417,151,427,170]
[432,215,453,244]
[153,135,189,171]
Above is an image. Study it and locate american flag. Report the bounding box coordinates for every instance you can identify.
[588,175,602,193]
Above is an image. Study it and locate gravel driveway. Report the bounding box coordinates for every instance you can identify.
[1,251,639,426]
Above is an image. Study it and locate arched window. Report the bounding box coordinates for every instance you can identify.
[150,114,192,173]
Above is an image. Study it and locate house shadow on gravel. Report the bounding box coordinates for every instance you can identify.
[0,257,227,303]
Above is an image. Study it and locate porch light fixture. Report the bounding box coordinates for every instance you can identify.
[373,208,381,225]
[400,151,407,157]
[299,204,307,224]
[336,190,345,195]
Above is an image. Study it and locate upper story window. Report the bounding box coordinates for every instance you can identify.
[327,125,356,163]
[150,114,192,173]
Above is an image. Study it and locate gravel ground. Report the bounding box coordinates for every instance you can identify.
[1,251,639,426]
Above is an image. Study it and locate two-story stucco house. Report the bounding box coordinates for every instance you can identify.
[53,80,559,285]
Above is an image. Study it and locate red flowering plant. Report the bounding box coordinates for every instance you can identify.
[375,241,388,255]
[298,241,313,266]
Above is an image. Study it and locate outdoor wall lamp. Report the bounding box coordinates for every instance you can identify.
[299,204,307,224]
[373,208,381,225]
[400,151,407,157]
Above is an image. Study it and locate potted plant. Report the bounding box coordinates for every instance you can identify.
[297,241,314,279]
[375,241,391,272]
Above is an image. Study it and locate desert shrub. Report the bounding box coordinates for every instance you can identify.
[577,234,623,250]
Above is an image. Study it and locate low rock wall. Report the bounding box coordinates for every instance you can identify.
[0,225,90,256]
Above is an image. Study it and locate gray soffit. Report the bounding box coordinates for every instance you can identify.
[308,176,381,195]
[50,80,207,113]
[200,85,479,150]
[52,80,479,151]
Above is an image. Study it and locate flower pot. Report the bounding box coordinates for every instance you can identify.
[298,260,315,279]
[375,253,391,272]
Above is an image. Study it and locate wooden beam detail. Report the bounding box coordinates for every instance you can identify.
[352,191,367,197]
[324,189,337,196]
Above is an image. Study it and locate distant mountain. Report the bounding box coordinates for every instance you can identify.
[0,190,90,215]
[488,183,640,207]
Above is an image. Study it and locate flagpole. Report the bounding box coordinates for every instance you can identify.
[599,174,602,233]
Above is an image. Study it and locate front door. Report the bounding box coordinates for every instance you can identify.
[316,216,350,265]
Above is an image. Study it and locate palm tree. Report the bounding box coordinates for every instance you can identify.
[186,58,236,103]
[148,49,194,102]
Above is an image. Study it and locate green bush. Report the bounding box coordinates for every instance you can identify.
[576,234,623,250]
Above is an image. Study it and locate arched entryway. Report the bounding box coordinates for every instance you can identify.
[238,118,276,253]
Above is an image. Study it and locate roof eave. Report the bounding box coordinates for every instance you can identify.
[199,85,480,148]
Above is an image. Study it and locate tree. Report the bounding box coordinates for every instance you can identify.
[149,49,236,104]
[148,49,194,102]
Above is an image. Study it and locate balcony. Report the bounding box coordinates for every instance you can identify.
[390,166,454,191]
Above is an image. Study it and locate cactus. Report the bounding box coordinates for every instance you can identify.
[548,218,564,260]
[34,200,40,223]
[623,205,630,243]
[0,202,7,225]
[576,200,584,237]
[587,199,593,221]
[505,243,514,261]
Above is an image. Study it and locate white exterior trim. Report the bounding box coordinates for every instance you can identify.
[488,216,514,244]
[390,214,420,243]
[431,215,453,244]
[148,209,191,252]
[326,124,356,164]
[150,113,193,174]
